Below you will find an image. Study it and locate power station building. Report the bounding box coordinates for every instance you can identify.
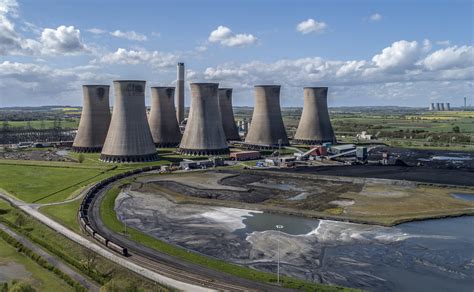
[178,83,229,155]
[218,88,240,141]
[100,80,158,163]
[176,63,185,124]
[294,87,336,145]
[73,85,111,152]
[149,87,182,147]
[244,85,289,148]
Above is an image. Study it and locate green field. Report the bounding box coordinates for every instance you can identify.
[5,119,79,129]
[99,183,353,292]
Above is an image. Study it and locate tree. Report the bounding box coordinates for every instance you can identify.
[78,154,85,164]
[452,126,460,133]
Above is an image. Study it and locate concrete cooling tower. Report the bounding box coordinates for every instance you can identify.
[218,88,240,141]
[73,85,111,152]
[436,103,441,111]
[244,85,289,148]
[440,103,446,111]
[294,87,336,145]
[100,80,157,163]
[178,83,229,155]
[149,87,182,147]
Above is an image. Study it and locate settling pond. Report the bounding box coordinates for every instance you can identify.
[115,190,474,292]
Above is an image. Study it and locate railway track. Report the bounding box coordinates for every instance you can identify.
[81,167,289,292]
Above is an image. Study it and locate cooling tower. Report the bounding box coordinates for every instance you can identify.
[446,102,451,111]
[429,103,435,111]
[244,85,289,148]
[149,87,182,147]
[178,83,229,155]
[100,80,157,163]
[294,87,336,145]
[436,103,441,111]
[176,63,185,124]
[440,103,446,111]
[218,88,240,141]
[73,85,111,152]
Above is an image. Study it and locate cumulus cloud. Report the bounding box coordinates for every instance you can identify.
[371,40,420,73]
[369,13,382,22]
[40,25,88,54]
[423,45,473,71]
[99,48,178,68]
[296,18,327,34]
[208,26,257,47]
[110,30,147,41]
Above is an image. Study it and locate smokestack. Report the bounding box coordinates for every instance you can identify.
[73,85,111,152]
[100,80,157,163]
[294,87,336,145]
[176,63,185,124]
[436,103,441,111]
[178,83,229,155]
[149,87,182,147]
[440,103,446,111]
[429,103,435,111]
[218,88,240,141]
[244,85,289,148]
[446,102,451,111]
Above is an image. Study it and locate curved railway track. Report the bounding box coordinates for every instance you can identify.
[80,167,290,292]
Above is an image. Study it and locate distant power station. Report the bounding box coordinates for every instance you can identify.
[218,88,240,141]
[245,85,289,148]
[73,63,341,162]
[429,102,451,111]
[73,85,111,152]
[178,83,229,155]
[100,81,158,163]
[149,87,182,147]
[294,87,336,145]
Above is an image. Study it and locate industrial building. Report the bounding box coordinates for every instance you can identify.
[218,88,240,141]
[244,85,289,149]
[72,85,111,152]
[100,80,158,163]
[229,151,261,161]
[149,87,182,147]
[176,63,185,124]
[294,87,336,145]
[178,83,229,156]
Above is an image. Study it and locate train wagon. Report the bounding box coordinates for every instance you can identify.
[84,224,95,236]
[93,233,108,245]
[107,241,128,256]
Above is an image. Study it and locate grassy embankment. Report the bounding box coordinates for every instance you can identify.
[0,199,171,291]
[99,183,354,292]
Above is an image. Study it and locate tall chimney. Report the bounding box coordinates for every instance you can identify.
[176,63,185,124]
[149,87,182,147]
[218,88,240,141]
[244,85,289,148]
[100,80,157,163]
[294,87,336,145]
[73,85,111,152]
[178,83,229,156]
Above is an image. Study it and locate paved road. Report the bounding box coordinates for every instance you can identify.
[0,222,100,291]
[0,192,214,292]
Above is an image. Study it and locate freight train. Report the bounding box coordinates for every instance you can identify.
[79,165,161,256]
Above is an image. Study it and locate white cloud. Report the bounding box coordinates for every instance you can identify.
[110,30,147,41]
[99,48,177,68]
[436,40,451,46]
[296,18,327,34]
[208,26,257,47]
[371,40,420,72]
[40,25,88,54]
[423,45,473,71]
[87,28,106,34]
[369,13,382,22]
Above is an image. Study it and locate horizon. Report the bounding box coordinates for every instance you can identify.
[0,0,472,108]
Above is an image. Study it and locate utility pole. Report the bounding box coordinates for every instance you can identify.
[275,224,284,284]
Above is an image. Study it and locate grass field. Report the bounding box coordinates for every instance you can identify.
[40,199,82,233]
[100,183,352,292]
[6,120,79,129]
[0,239,74,291]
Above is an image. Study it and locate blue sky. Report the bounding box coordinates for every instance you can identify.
[0,0,472,107]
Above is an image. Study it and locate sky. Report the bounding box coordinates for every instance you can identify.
[0,0,472,107]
